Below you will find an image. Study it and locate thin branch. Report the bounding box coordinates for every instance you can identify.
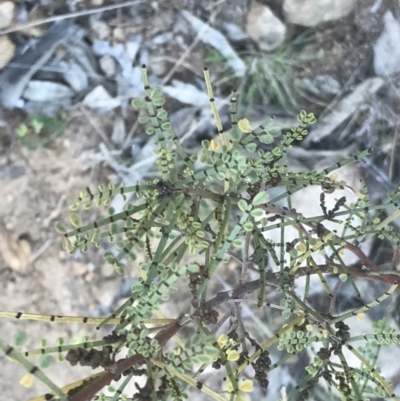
[201,263,400,315]
[241,232,251,280]
[0,1,145,35]
[188,187,381,272]
[329,279,342,316]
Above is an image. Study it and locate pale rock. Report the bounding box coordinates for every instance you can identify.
[0,232,31,273]
[246,3,286,51]
[283,0,357,27]
[149,55,168,77]
[93,41,128,75]
[22,80,73,102]
[373,11,400,76]
[0,1,14,29]
[113,27,125,42]
[99,54,116,77]
[0,35,15,69]
[83,85,120,113]
[90,18,110,41]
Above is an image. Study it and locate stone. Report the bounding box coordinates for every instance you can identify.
[0,232,31,273]
[0,35,15,69]
[0,1,14,29]
[83,85,120,113]
[22,80,74,102]
[246,3,286,51]
[148,54,167,77]
[90,18,110,41]
[283,0,357,27]
[99,55,116,77]
[113,27,125,42]
[373,11,400,76]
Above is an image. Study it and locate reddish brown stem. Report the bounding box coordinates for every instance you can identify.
[392,247,399,271]
[68,320,183,401]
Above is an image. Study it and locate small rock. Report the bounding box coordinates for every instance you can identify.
[0,35,15,69]
[22,80,74,102]
[283,0,357,27]
[149,55,168,77]
[99,55,116,77]
[373,11,400,76]
[113,27,125,42]
[246,3,286,51]
[0,232,31,273]
[72,261,88,276]
[91,0,104,5]
[90,18,110,41]
[0,1,14,29]
[83,85,120,113]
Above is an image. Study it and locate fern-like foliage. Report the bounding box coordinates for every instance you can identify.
[3,65,400,401]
